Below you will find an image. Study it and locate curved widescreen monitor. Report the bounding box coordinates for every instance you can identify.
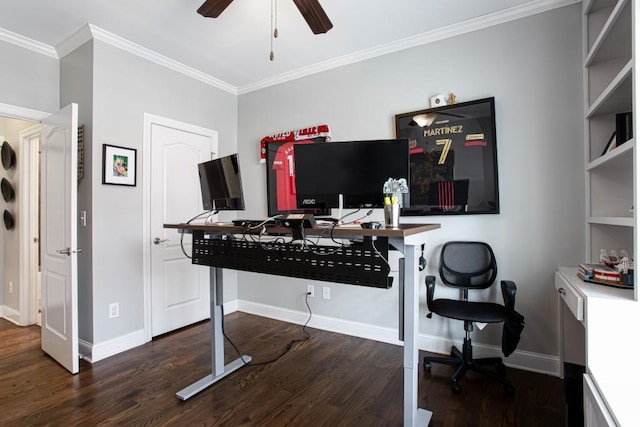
[198,153,245,211]
[293,139,410,209]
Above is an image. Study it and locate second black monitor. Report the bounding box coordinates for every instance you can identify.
[293,139,410,209]
[198,153,245,211]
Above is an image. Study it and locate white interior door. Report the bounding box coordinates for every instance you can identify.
[150,120,217,336]
[40,103,79,373]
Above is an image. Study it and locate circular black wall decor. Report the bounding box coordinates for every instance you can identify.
[3,209,14,230]
[1,178,15,203]
[1,141,16,170]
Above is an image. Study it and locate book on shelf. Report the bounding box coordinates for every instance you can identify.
[615,112,633,146]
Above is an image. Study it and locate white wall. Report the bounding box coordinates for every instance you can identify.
[236,5,584,362]
[88,40,238,345]
[60,40,95,342]
[0,40,59,113]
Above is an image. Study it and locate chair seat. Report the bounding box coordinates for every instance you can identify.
[431,298,508,323]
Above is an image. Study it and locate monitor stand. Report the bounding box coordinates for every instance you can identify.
[337,193,344,224]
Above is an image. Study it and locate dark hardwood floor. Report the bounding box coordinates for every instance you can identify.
[0,312,565,426]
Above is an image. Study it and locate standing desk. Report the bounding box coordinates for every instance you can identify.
[165,222,440,426]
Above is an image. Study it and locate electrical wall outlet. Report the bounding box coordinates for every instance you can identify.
[109,302,119,319]
[307,284,315,297]
[322,286,330,300]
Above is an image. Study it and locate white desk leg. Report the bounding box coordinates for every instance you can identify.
[401,244,432,426]
[176,266,251,400]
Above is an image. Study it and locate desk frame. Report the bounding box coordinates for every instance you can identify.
[166,223,440,426]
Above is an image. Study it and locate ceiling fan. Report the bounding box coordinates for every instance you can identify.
[197,0,333,34]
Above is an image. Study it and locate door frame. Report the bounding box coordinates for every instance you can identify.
[141,114,218,341]
[0,102,49,327]
[18,125,41,326]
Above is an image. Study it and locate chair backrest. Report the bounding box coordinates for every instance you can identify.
[439,241,497,290]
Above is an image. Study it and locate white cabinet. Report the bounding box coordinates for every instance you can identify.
[584,375,616,427]
[556,268,636,426]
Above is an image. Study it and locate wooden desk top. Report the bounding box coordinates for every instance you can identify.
[164,222,440,239]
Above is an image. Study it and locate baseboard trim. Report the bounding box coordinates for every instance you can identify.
[1,305,20,325]
[237,300,561,377]
[80,300,239,364]
[223,300,238,314]
[81,328,148,363]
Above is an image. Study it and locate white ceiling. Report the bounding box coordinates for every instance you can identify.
[0,0,573,93]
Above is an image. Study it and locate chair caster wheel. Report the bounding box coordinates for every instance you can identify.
[451,380,461,394]
[423,361,432,370]
[504,383,515,395]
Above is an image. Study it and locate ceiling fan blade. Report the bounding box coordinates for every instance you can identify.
[197,0,234,18]
[292,0,333,34]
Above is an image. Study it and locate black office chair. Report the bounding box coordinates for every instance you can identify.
[423,241,517,394]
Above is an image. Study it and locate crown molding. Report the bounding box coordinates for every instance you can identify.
[0,27,57,58]
[87,25,237,95]
[237,0,579,94]
[0,102,50,122]
[56,24,93,58]
[55,24,237,95]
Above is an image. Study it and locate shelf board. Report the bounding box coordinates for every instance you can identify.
[586,60,632,118]
[584,0,620,15]
[588,216,634,226]
[585,0,630,66]
[587,138,634,170]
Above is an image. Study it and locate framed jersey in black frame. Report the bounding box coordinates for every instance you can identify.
[395,97,499,215]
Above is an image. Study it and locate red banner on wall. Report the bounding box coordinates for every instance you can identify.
[260,124,332,161]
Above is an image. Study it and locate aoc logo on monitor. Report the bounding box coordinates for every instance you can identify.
[301,199,316,205]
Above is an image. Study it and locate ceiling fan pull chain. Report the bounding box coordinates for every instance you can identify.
[270,0,276,60]
[274,0,279,38]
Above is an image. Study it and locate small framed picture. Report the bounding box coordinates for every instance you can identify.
[102,144,137,186]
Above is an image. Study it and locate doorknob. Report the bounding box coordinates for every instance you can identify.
[56,247,83,256]
[154,237,169,245]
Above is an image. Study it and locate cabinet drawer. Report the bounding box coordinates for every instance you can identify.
[555,272,584,321]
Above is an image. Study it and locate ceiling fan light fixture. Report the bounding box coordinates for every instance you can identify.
[197,0,332,61]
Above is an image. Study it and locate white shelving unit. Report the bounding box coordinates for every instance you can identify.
[584,0,635,269]
[570,0,640,425]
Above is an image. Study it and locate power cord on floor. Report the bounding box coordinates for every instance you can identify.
[221,292,313,367]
